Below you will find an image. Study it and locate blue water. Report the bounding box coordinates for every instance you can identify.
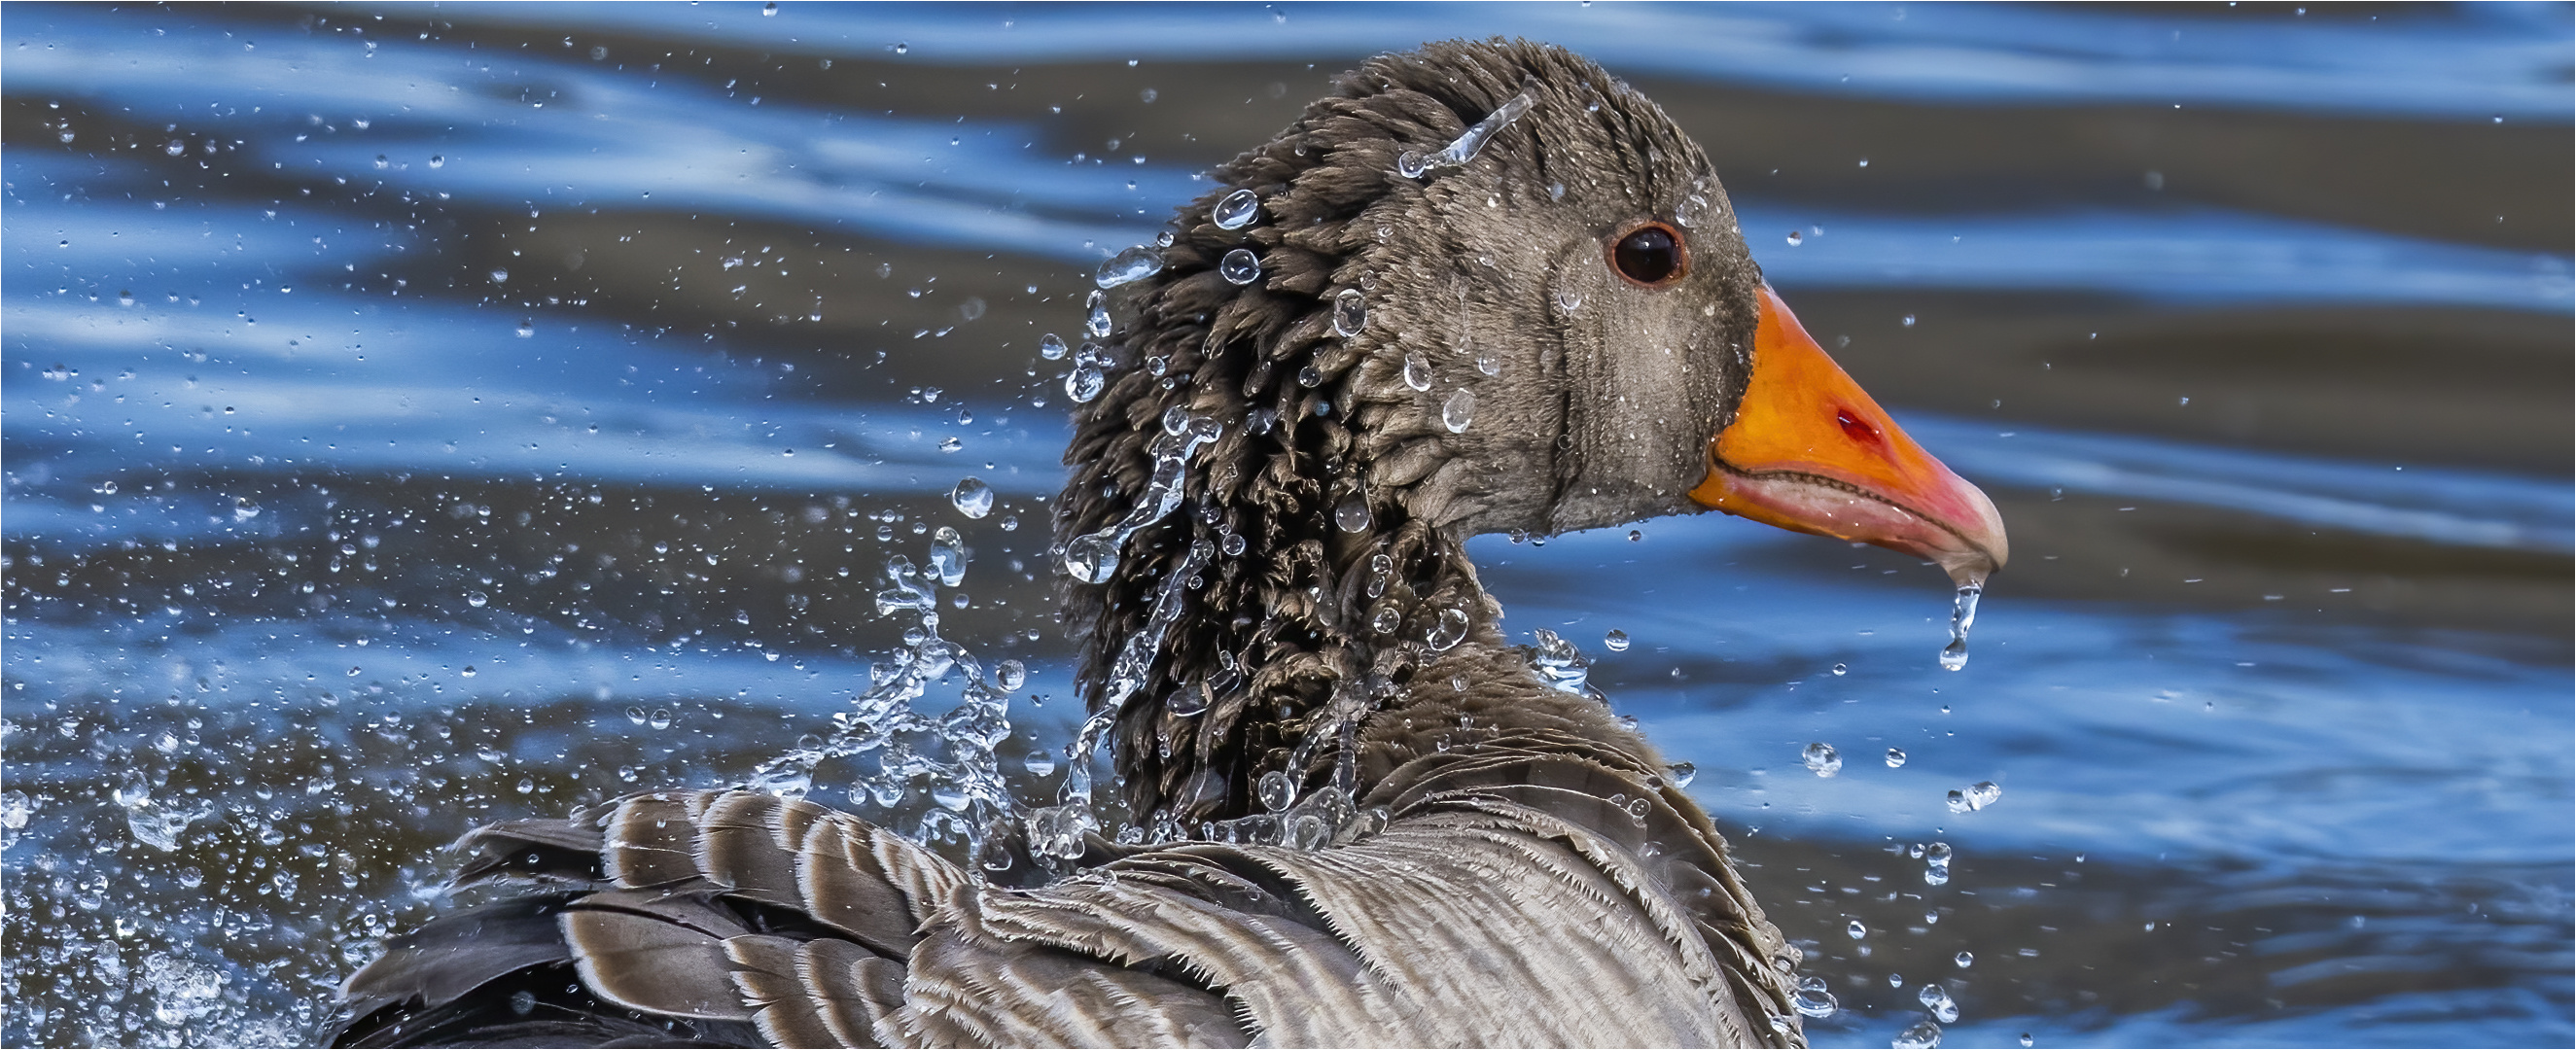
[4,4,2568,1047]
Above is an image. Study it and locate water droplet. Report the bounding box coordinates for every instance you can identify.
[1167,683,1211,717]
[488,268,510,284]
[1917,984,1959,1024]
[1296,366,1323,388]
[1847,919,1867,939]
[1902,314,1918,328]
[1832,662,1848,676]
[950,477,994,519]
[1475,350,1500,376]
[1893,1018,1943,1049]
[1792,975,1838,1018]
[1441,389,1476,433]
[1403,81,1539,180]
[625,706,647,725]
[1257,770,1295,812]
[1785,229,1804,246]
[648,708,673,730]
[761,1,778,14]
[1023,748,1057,777]
[1939,584,1981,670]
[1332,288,1367,336]
[930,526,968,586]
[1218,249,1261,285]
[428,154,445,168]
[1395,150,1429,179]
[1803,742,1843,778]
[1221,532,1247,556]
[1954,951,1973,968]
[1666,761,1696,788]
[936,437,964,453]
[1212,188,1260,229]
[1885,748,1907,768]
[1554,288,1584,311]
[1096,244,1163,288]
[1400,353,1432,391]
[1084,289,1112,339]
[2020,1035,2033,1048]
[1334,496,1371,533]
[1425,607,1469,651]
[1675,193,1712,228]
[466,590,489,609]
[1923,841,1953,886]
[1602,629,1631,652]
[1039,332,1069,360]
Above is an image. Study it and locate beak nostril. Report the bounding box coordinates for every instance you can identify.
[1835,408,1881,444]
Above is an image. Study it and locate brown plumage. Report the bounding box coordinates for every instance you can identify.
[335,39,1810,1048]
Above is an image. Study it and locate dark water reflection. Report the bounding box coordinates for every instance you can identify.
[4,4,2568,1046]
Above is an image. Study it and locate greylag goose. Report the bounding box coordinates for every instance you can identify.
[333,39,2005,1049]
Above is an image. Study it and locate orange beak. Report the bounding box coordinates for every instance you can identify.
[1689,286,2008,586]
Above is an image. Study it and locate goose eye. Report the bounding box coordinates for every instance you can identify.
[1609,223,1686,287]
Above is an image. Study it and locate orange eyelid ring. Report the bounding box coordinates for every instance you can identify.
[1688,284,2009,586]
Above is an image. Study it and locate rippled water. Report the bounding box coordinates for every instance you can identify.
[5,4,2568,1047]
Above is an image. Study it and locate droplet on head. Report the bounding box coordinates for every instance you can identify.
[1218,249,1261,285]
[1212,188,1260,229]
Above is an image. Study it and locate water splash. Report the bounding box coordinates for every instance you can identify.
[1397,78,1539,179]
[743,533,1018,866]
[1938,583,1982,670]
[1026,537,1216,858]
[1061,413,1223,583]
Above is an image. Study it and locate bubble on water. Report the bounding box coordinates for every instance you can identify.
[1893,1018,1943,1049]
[1917,984,1959,1024]
[1096,244,1162,289]
[1666,761,1696,788]
[1940,584,1981,670]
[1803,742,1843,778]
[1603,629,1630,652]
[1039,332,1069,360]
[1793,975,1838,1018]
[950,477,994,519]
[1847,919,1867,939]
[1212,188,1260,229]
[1954,951,1974,968]
[1219,249,1261,285]
[1441,389,1476,433]
[1885,748,1908,768]
[1332,288,1367,336]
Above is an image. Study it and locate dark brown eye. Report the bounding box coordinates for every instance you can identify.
[1609,223,1687,287]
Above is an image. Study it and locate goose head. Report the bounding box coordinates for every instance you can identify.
[1058,39,2005,825]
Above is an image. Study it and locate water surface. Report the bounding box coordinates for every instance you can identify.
[4,4,2568,1047]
